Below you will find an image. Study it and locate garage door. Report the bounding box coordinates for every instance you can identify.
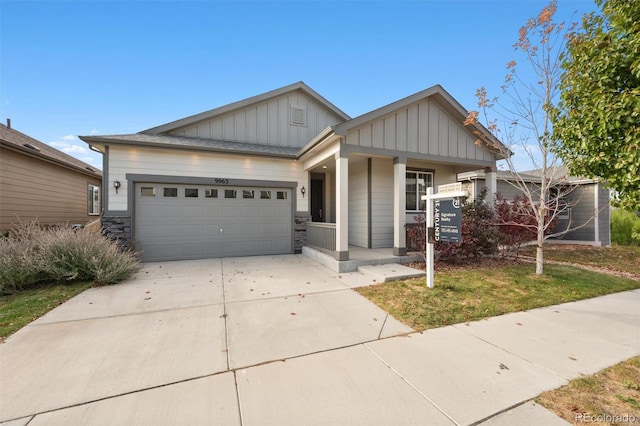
[135,183,292,262]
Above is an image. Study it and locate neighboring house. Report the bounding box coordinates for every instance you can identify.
[80,82,506,262]
[458,167,611,246]
[0,123,103,233]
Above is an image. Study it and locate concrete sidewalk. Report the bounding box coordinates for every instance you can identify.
[0,255,638,425]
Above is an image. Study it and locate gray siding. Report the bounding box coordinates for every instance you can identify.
[348,157,368,247]
[597,184,611,245]
[370,158,394,248]
[169,90,344,148]
[557,185,595,241]
[344,99,494,163]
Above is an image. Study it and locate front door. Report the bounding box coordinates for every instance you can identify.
[311,178,324,222]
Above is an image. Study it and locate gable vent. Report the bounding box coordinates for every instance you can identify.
[290,106,307,126]
[23,143,40,152]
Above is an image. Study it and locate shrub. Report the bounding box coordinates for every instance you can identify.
[406,190,498,263]
[493,193,558,258]
[436,192,498,262]
[0,221,139,295]
[611,208,640,246]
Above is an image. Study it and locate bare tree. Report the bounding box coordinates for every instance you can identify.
[464,1,586,275]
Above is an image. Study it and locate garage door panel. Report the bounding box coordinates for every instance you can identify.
[135,184,292,262]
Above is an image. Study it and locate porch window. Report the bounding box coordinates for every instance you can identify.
[406,171,433,211]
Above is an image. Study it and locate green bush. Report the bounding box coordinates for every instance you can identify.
[0,221,139,295]
[611,209,640,246]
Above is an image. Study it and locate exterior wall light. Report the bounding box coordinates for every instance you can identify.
[113,180,121,194]
[301,186,306,197]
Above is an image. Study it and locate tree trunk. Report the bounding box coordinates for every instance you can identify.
[536,218,545,275]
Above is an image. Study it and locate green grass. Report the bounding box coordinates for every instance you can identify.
[356,263,640,331]
[521,244,640,276]
[0,281,94,341]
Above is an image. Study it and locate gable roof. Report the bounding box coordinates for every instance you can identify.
[142,81,351,135]
[332,84,508,159]
[297,85,508,161]
[0,123,102,178]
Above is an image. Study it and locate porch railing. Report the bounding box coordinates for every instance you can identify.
[305,222,336,253]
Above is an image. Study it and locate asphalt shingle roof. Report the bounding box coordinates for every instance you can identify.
[0,124,102,177]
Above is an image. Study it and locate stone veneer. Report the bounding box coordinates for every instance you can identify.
[101,215,132,250]
[294,213,311,253]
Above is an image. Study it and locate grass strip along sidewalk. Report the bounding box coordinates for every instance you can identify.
[356,262,640,331]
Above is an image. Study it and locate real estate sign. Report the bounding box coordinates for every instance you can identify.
[434,198,462,243]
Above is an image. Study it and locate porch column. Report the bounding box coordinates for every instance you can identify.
[485,166,498,205]
[393,157,407,256]
[335,153,349,261]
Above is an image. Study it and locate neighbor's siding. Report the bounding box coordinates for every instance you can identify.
[597,184,611,245]
[344,98,494,163]
[0,148,101,232]
[556,184,600,243]
[348,157,368,247]
[168,90,344,149]
[370,157,394,248]
[107,145,307,212]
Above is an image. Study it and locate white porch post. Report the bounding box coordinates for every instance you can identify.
[393,157,407,256]
[485,166,498,204]
[335,153,349,261]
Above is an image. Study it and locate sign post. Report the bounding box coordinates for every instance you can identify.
[422,184,467,289]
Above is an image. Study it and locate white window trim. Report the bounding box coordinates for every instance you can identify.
[88,184,100,215]
[405,170,434,212]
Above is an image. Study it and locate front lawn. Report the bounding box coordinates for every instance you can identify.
[0,281,94,341]
[521,244,640,277]
[537,356,640,424]
[356,262,640,331]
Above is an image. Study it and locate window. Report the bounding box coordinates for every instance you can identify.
[88,184,100,215]
[205,188,218,198]
[225,189,237,199]
[140,186,156,197]
[243,190,255,199]
[406,171,433,211]
[260,190,271,199]
[277,191,288,200]
[163,187,178,197]
[185,188,199,198]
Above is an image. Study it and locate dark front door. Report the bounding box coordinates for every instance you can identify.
[311,178,324,222]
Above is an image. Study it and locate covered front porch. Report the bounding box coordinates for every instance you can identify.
[296,86,504,269]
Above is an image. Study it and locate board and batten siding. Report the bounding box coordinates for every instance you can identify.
[107,146,307,212]
[348,157,368,247]
[344,99,494,163]
[168,91,344,149]
[0,148,101,232]
[557,184,600,243]
[370,158,394,248]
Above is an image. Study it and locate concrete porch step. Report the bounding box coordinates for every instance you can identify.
[357,264,425,283]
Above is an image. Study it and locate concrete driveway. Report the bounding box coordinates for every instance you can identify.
[0,255,412,424]
[1,255,638,425]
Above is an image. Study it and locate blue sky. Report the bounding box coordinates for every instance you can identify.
[1,0,598,170]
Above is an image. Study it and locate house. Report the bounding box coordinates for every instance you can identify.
[0,122,102,233]
[80,82,506,264]
[457,167,611,246]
